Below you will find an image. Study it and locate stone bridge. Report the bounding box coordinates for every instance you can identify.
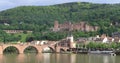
[0,42,69,54]
[0,35,76,54]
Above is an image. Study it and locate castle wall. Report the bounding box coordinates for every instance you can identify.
[53,21,98,32]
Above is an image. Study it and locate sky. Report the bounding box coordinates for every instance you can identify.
[0,0,120,11]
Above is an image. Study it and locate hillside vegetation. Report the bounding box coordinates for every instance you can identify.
[0,2,120,42]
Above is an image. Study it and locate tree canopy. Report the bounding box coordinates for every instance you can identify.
[0,2,120,42]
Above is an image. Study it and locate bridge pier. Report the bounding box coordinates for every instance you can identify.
[19,51,24,54]
[37,49,42,53]
[55,47,60,53]
[0,46,3,54]
[0,51,3,54]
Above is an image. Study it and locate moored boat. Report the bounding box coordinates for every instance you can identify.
[114,50,120,55]
[89,50,114,55]
[73,50,88,54]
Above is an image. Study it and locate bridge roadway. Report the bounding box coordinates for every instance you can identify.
[0,42,69,54]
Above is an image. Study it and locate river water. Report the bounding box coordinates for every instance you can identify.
[0,53,119,63]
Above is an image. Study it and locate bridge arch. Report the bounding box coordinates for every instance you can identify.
[48,46,55,52]
[42,46,55,53]
[60,48,66,52]
[23,46,39,53]
[3,46,20,54]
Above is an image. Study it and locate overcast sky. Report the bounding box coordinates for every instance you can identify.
[0,0,120,11]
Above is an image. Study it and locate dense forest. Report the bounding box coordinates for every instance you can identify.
[0,2,120,42]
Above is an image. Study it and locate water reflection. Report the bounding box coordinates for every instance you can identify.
[103,55,114,63]
[0,54,4,63]
[88,54,116,63]
[111,56,115,63]
[103,56,116,63]
[35,53,43,63]
[17,54,25,63]
[0,53,119,63]
[103,56,109,63]
[70,54,76,63]
[55,54,60,63]
[43,53,50,63]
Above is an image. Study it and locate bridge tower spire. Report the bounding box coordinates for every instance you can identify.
[66,21,76,48]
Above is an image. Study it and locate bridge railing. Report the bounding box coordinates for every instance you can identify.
[0,41,59,46]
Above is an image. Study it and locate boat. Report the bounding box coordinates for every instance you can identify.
[114,50,120,55]
[73,50,88,54]
[77,51,88,54]
[89,50,114,55]
[110,53,116,56]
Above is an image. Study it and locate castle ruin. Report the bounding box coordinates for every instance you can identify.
[53,21,98,32]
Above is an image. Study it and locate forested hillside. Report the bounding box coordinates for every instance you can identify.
[0,2,120,42]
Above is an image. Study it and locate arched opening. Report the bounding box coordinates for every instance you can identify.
[67,49,71,52]
[40,41,48,45]
[42,47,55,53]
[3,46,19,54]
[60,48,65,53]
[24,46,38,53]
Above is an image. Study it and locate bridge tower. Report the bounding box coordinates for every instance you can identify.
[67,34,76,48]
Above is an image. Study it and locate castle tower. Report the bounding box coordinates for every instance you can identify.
[53,21,59,32]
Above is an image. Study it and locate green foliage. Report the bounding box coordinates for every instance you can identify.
[5,34,21,42]
[86,42,109,49]
[0,2,120,42]
[33,32,67,41]
[3,46,19,54]
[86,42,120,49]
[15,33,32,42]
[24,46,38,53]
[72,31,97,40]
[0,2,120,31]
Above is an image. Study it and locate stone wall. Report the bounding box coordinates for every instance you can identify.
[3,30,32,34]
[53,21,99,32]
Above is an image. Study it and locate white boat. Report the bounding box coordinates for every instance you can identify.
[89,50,113,54]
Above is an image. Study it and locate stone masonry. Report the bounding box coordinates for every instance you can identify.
[53,21,99,32]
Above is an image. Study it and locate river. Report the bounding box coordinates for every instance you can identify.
[0,53,119,63]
